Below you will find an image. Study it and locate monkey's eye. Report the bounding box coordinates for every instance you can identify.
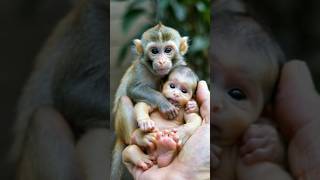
[151,47,159,54]
[164,47,172,53]
[228,88,247,101]
[181,88,188,94]
[170,83,175,89]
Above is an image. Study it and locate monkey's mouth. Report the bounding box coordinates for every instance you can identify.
[155,68,170,75]
[167,98,180,107]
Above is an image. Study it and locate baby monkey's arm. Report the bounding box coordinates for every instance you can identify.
[176,109,202,145]
[134,102,156,132]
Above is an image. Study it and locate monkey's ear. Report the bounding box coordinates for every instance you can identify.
[133,39,143,55]
[180,36,189,56]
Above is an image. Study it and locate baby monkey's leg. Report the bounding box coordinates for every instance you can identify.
[122,144,155,171]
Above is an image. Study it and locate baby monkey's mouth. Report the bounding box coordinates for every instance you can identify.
[167,98,181,108]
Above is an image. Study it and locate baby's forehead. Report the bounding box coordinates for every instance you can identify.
[168,73,196,89]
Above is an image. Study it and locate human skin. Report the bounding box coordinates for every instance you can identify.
[272,60,320,179]
[126,80,210,180]
[127,58,320,179]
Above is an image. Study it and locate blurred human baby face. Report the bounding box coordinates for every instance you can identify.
[211,36,277,146]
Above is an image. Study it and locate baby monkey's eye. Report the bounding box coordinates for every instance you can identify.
[228,88,247,101]
[170,83,175,89]
[181,88,188,94]
[151,47,159,54]
[164,46,172,53]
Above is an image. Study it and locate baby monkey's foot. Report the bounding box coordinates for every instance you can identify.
[123,145,155,171]
[154,130,180,167]
[185,99,199,113]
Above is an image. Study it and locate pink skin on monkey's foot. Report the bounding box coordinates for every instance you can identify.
[123,145,155,171]
[149,129,180,168]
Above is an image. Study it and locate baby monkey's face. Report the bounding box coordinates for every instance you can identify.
[162,72,194,107]
[211,41,277,146]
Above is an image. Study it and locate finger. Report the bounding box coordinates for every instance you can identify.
[242,148,271,165]
[278,60,316,99]
[242,125,265,142]
[275,60,319,138]
[240,138,268,156]
[196,80,210,106]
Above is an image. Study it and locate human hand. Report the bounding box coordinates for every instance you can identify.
[271,60,320,179]
[239,123,284,165]
[196,81,210,124]
[273,60,320,139]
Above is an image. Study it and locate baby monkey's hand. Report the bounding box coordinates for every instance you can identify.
[160,101,179,120]
[185,99,199,114]
[240,123,284,165]
[138,118,155,132]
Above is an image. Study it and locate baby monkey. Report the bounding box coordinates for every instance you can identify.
[122,66,202,170]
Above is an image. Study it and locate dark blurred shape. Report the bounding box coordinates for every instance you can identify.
[0,0,72,179]
[244,0,320,90]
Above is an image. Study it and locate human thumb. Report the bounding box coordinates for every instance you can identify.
[274,60,320,139]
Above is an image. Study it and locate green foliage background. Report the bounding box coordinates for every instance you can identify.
[115,0,210,81]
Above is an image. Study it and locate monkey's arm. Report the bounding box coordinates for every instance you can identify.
[176,113,202,145]
[129,83,178,119]
[134,102,156,132]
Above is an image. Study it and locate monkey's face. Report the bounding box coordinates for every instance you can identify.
[146,41,177,76]
[162,73,194,107]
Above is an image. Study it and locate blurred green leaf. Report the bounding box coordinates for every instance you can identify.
[116,41,131,65]
[170,0,187,21]
[196,2,206,12]
[122,8,146,33]
[190,36,209,52]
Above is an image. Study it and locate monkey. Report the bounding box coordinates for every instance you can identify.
[9,0,110,180]
[122,65,202,170]
[111,23,189,179]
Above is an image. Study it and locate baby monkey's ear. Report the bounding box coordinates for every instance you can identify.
[133,39,143,55]
[180,36,189,56]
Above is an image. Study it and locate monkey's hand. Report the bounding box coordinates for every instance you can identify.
[185,100,199,114]
[159,101,179,120]
[239,123,285,165]
[138,118,155,132]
